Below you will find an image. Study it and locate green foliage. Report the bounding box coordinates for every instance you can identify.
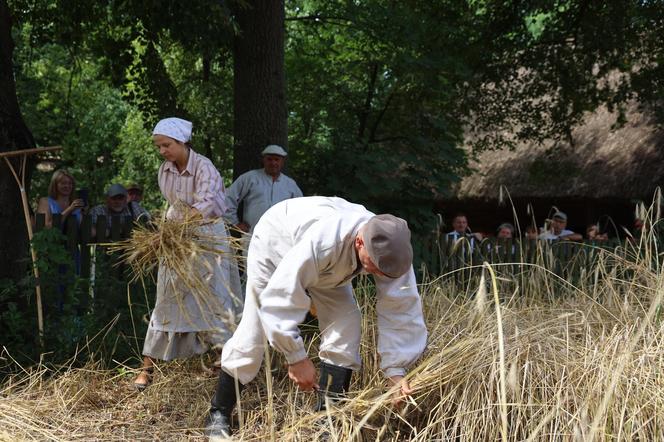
[113,110,163,211]
[11,0,664,210]
[1,230,153,370]
[0,279,30,351]
[60,87,130,204]
[31,228,73,288]
[464,0,664,148]
[11,0,238,209]
[160,40,235,173]
[13,22,134,206]
[285,0,471,231]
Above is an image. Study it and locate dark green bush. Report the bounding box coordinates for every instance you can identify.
[0,229,153,377]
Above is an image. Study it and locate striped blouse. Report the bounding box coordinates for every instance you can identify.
[157,149,226,219]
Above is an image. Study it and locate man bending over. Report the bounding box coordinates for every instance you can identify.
[205,196,428,439]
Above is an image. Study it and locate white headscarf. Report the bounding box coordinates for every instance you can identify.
[152,117,193,143]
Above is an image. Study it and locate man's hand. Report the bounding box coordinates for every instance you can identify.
[387,375,414,408]
[288,358,319,391]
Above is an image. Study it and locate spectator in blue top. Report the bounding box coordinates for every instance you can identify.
[36,169,85,301]
[36,169,84,229]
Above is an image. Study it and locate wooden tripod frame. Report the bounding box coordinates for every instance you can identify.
[1,146,63,345]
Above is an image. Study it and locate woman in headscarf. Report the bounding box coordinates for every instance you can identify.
[134,117,242,390]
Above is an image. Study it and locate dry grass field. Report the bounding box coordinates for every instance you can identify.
[2,234,664,441]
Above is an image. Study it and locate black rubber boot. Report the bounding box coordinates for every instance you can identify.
[204,370,243,440]
[315,362,353,412]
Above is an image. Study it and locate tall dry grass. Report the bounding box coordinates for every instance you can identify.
[2,228,664,441]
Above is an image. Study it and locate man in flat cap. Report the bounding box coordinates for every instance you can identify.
[89,184,150,238]
[539,211,582,241]
[224,144,303,236]
[126,183,144,203]
[205,196,428,439]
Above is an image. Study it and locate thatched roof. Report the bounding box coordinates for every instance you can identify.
[456,104,664,201]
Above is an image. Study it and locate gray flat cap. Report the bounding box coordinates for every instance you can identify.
[552,211,567,221]
[106,183,127,197]
[262,144,288,157]
[363,214,413,278]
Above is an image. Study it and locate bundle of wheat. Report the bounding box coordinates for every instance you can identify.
[106,210,245,325]
[107,210,245,283]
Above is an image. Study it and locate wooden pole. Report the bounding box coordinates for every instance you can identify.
[0,145,63,158]
[0,146,62,346]
[3,156,43,344]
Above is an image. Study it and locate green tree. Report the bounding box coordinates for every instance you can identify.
[13,26,132,205]
[460,0,664,149]
[284,0,664,229]
[285,1,473,228]
[4,0,664,272]
[113,110,163,211]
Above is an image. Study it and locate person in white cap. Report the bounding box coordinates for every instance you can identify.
[205,196,428,439]
[538,211,582,241]
[133,117,242,391]
[224,144,303,235]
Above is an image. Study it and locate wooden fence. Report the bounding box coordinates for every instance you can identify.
[416,234,646,281]
[34,212,135,279]
[34,214,647,284]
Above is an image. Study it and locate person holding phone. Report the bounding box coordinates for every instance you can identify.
[36,169,86,302]
[36,169,85,229]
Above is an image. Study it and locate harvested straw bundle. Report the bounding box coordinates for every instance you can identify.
[108,211,244,283]
[107,208,245,329]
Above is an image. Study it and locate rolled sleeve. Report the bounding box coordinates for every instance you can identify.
[291,181,303,198]
[284,347,309,365]
[224,176,246,225]
[375,267,427,378]
[193,161,226,218]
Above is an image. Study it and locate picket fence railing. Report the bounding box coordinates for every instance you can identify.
[417,234,647,281]
[34,212,135,279]
[35,213,648,283]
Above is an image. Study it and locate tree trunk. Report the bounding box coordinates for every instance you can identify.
[0,0,36,281]
[233,0,287,179]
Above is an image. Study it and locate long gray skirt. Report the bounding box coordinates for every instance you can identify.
[142,329,211,361]
[142,326,230,361]
[142,219,243,361]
